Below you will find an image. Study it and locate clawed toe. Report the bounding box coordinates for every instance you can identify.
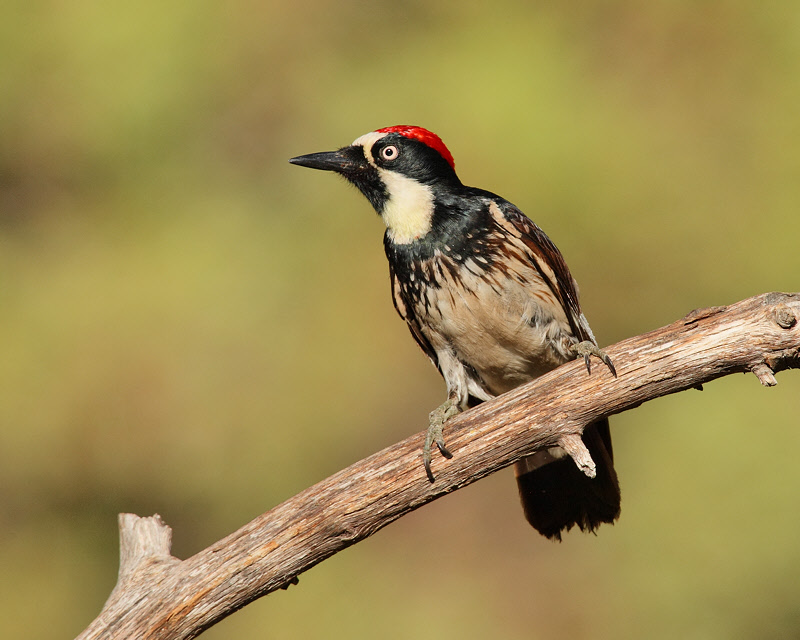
[423,398,459,482]
[572,341,617,377]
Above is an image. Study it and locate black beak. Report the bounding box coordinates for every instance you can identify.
[290,144,386,213]
[289,146,367,174]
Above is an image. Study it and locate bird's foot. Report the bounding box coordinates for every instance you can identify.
[572,341,617,377]
[423,398,459,483]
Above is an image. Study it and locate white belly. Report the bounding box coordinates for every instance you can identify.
[419,257,576,397]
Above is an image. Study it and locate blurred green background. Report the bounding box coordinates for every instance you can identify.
[2,1,799,638]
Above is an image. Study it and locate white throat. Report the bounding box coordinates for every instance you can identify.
[378,169,435,245]
[350,131,436,245]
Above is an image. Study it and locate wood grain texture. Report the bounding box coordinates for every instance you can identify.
[77,292,800,640]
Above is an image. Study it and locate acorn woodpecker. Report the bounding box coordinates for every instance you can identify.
[290,125,620,540]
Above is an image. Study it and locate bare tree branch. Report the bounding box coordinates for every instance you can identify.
[77,292,800,640]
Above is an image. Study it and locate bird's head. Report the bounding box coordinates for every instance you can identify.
[290,126,461,244]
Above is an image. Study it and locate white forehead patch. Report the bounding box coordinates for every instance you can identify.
[351,131,388,166]
[351,130,435,245]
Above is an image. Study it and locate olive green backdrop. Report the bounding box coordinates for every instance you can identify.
[2,1,799,638]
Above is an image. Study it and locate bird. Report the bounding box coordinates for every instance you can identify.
[289,125,620,540]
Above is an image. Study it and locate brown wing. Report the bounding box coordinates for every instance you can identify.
[492,201,593,344]
[492,203,619,538]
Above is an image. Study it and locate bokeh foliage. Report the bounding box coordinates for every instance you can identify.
[2,1,799,638]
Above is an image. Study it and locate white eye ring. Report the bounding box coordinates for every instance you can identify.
[380,145,399,161]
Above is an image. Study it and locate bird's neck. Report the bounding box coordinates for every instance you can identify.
[384,191,491,265]
[379,171,436,245]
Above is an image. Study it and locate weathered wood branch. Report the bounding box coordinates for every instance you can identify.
[77,292,800,640]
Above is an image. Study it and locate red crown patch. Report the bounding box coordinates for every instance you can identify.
[376,125,455,169]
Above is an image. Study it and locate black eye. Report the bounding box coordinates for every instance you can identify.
[380,145,399,161]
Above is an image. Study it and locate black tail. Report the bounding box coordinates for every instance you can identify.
[514,419,620,541]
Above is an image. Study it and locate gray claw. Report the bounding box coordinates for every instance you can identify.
[423,398,459,482]
[572,341,617,377]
